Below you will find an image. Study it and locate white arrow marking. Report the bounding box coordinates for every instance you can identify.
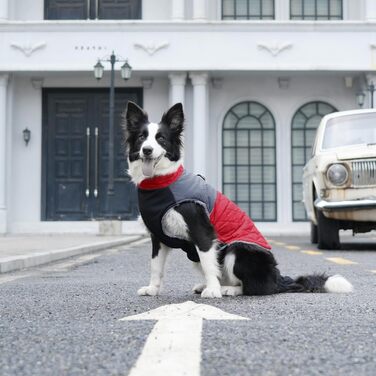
[120,301,248,376]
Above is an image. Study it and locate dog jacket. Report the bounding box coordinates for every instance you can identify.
[138,165,271,261]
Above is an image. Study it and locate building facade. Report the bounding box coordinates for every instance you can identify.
[1,0,376,235]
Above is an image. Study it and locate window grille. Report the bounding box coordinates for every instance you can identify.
[222,0,275,20]
[223,102,277,222]
[290,0,342,20]
[291,101,337,221]
[45,0,141,20]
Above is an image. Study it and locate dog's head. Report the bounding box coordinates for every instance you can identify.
[124,102,184,184]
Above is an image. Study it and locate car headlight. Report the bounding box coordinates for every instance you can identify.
[326,164,349,186]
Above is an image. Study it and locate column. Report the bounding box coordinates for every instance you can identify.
[0,74,9,233]
[168,73,186,107]
[0,0,9,20]
[193,0,207,20]
[365,0,376,20]
[171,0,185,20]
[189,72,208,177]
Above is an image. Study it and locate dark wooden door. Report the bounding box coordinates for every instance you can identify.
[43,89,142,221]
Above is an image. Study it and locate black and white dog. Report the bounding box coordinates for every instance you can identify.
[124,101,353,298]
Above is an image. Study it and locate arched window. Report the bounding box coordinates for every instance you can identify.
[222,102,277,222]
[291,101,337,221]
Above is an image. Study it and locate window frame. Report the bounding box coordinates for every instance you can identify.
[291,101,337,222]
[222,101,277,222]
[289,0,343,20]
[221,0,275,20]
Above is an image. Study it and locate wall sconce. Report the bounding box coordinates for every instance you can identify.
[356,91,366,108]
[23,128,31,146]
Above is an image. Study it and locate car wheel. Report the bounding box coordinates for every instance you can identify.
[317,210,340,249]
[310,221,318,244]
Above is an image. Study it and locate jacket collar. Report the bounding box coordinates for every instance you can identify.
[138,165,184,190]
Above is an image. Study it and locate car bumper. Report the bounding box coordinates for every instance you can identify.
[314,197,376,211]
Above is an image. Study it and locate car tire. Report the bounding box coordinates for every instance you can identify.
[317,210,340,249]
[310,221,318,244]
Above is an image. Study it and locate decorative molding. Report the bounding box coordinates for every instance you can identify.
[141,77,154,89]
[366,73,376,85]
[189,72,209,86]
[134,41,169,56]
[0,74,9,87]
[211,77,223,89]
[278,77,290,89]
[344,76,353,88]
[168,73,187,86]
[257,42,292,57]
[30,77,44,90]
[10,42,46,57]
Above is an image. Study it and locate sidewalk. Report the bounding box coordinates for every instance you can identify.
[0,234,145,274]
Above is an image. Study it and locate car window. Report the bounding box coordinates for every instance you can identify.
[322,113,376,149]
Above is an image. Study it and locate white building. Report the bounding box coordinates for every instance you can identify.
[1,0,376,235]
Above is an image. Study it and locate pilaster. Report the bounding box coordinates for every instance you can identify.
[193,0,207,20]
[365,0,376,20]
[0,74,9,233]
[0,0,9,20]
[189,72,209,177]
[171,0,185,20]
[168,73,187,107]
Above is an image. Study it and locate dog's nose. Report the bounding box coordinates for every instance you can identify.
[142,146,153,156]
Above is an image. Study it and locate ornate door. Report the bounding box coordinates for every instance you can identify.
[43,88,141,221]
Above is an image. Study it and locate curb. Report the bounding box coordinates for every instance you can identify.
[0,235,146,274]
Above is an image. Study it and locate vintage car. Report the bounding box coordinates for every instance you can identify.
[303,109,376,249]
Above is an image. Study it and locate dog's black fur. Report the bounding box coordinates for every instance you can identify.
[124,101,352,297]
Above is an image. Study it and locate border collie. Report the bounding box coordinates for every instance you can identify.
[124,101,353,298]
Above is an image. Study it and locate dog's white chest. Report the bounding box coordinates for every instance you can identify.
[161,208,190,241]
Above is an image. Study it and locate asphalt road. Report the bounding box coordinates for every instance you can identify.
[1,235,376,376]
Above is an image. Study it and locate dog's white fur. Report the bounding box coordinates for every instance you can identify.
[129,110,353,298]
[128,122,182,185]
[324,275,354,293]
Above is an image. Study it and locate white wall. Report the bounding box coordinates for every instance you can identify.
[10,76,43,223]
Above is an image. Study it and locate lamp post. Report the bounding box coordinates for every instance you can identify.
[356,82,375,108]
[93,51,132,215]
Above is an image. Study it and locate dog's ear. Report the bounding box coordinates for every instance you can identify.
[161,103,184,133]
[124,101,148,133]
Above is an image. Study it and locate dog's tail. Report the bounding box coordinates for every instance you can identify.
[277,273,353,294]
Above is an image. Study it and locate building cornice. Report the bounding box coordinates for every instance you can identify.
[1,20,376,33]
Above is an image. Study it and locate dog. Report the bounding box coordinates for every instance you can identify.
[124,101,353,298]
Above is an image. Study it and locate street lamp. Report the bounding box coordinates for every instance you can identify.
[356,82,375,108]
[93,51,132,215]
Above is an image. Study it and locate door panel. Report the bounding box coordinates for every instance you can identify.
[43,89,142,221]
[45,0,88,20]
[92,92,140,219]
[98,0,141,19]
[45,95,89,220]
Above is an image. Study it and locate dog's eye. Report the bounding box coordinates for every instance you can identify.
[138,134,145,141]
[156,135,165,142]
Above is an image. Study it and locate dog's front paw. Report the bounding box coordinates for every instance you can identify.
[192,283,206,294]
[201,287,222,298]
[221,286,243,296]
[137,285,159,296]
